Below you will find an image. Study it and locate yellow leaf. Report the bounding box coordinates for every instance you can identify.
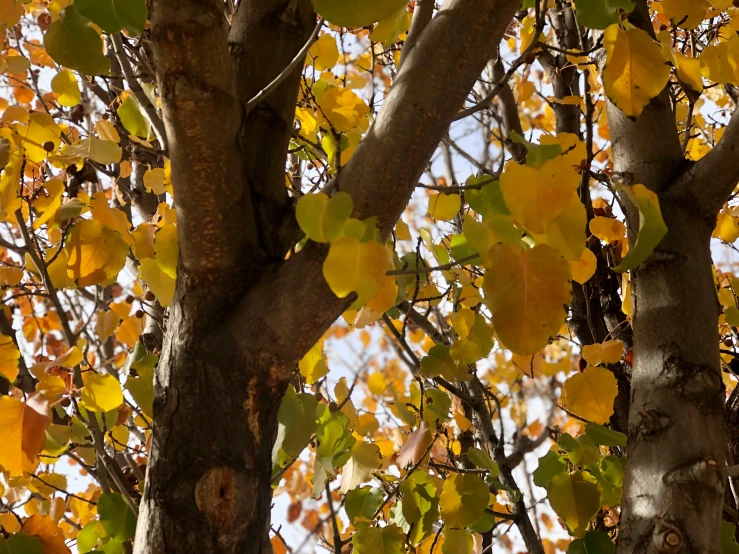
[323,237,392,304]
[317,87,370,133]
[339,440,382,493]
[560,366,618,424]
[307,34,339,71]
[0,394,50,476]
[589,216,626,244]
[50,69,80,107]
[674,52,704,93]
[115,316,143,348]
[700,41,735,84]
[602,24,670,117]
[144,167,166,195]
[65,220,128,287]
[571,248,597,284]
[299,340,328,385]
[427,193,461,221]
[94,310,121,341]
[79,373,123,412]
[15,112,62,163]
[54,345,82,368]
[90,192,133,244]
[367,373,386,396]
[662,0,710,29]
[0,0,24,28]
[23,514,71,554]
[155,223,178,279]
[500,155,581,234]
[296,191,354,243]
[32,178,64,229]
[520,14,536,52]
[132,222,156,260]
[612,184,667,272]
[715,209,739,243]
[138,258,175,307]
[483,243,572,356]
[94,119,120,143]
[395,220,411,240]
[0,333,19,382]
[531,193,586,261]
[581,340,624,366]
[0,266,22,286]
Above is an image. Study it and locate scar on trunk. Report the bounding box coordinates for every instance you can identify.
[243,377,261,446]
[195,466,253,533]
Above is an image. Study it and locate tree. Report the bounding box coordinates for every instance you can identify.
[1,0,739,553]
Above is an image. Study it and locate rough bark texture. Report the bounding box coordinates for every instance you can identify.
[616,198,725,554]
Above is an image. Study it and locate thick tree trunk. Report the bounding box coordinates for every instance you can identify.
[133,276,292,554]
[616,200,726,554]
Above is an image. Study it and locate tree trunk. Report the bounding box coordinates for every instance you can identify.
[616,199,725,554]
[133,275,293,554]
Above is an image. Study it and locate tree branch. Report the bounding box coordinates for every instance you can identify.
[111,33,168,152]
[679,107,739,214]
[151,0,260,276]
[229,0,316,260]
[230,0,523,368]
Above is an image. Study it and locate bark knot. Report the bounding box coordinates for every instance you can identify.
[194,466,253,545]
[652,517,685,554]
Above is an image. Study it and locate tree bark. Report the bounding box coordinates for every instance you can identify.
[616,197,725,554]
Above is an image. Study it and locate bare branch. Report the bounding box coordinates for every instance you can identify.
[244,17,325,114]
[400,0,434,68]
[111,33,168,151]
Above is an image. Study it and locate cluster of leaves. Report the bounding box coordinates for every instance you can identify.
[0,0,738,553]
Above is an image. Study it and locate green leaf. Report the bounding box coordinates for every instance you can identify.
[449,311,494,365]
[468,510,496,533]
[510,130,562,168]
[44,7,110,75]
[420,344,467,381]
[439,473,489,529]
[613,184,668,272]
[296,192,354,243]
[568,531,616,554]
[400,470,438,524]
[346,486,384,526]
[117,93,151,139]
[311,0,409,28]
[313,407,356,496]
[576,0,635,30]
[277,386,318,458]
[466,177,510,218]
[6,534,43,554]
[547,471,601,537]
[585,422,627,447]
[340,440,382,493]
[424,388,451,425]
[466,447,499,478]
[558,434,600,467]
[77,521,103,553]
[442,529,474,554]
[533,450,567,488]
[591,455,625,506]
[721,521,739,554]
[75,0,148,35]
[352,525,407,554]
[98,493,137,542]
